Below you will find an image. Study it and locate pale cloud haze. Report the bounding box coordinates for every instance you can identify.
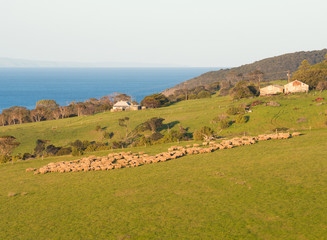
[0,0,326,67]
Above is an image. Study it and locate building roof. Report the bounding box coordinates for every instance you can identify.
[261,84,284,89]
[272,85,284,89]
[113,101,131,107]
[284,80,308,87]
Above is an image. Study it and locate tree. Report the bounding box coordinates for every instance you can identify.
[99,96,113,112]
[247,70,264,87]
[1,106,30,125]
[36,99,59,110]
[11,107,30,124]
[141,117,165,133]
[141,93,170,108]
[298,60,311,71]
[118,117,130,141]
[31,106,47,122]
[230,80,258,99]
[83,102,96,115]
[71,102,87,117]
[34,139,49,158]
[108,93,131,104]
[0,136,20,156]
[59,105,73,118]
[0,113,7,126]
[292,59,327,88]
[2,107,16,125]
[52,108,62,120]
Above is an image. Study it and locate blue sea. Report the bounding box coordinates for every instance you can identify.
[0,68,217,111]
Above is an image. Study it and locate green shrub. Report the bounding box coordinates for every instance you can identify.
[45,145,61,156]
[134,136,152,147]
[188,93,197,99]
[150,132,164,141]
[56,147,72,156]
[72,147,83,156]
[0,155,11,163]
[197,90,211,99]
[85,144,97,153]
[22,153,33,160]
[193,126,214,141]
[141,93,170,108]
[235,115,249,124]
[95,143,109,151]
[226,106,245,115]
[212,114,228,123]
[176,94,185,101]
[71,140,83,149]
[111,141,124,149]
[218,119,231,129]
[103,131,114,140]
[207,82,220,92]
[157,130,182,143]
[95,125,102,131]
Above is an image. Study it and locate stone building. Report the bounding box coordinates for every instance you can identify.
[284,80,309,94]
[260,85,284,96]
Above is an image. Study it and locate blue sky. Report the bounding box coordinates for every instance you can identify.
[0,0,326,67]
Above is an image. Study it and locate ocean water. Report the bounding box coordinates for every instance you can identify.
[0,68,216,110]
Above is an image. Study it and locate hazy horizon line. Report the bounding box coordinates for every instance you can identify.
[0,57,226,68]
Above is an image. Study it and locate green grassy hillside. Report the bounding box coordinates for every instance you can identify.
[1,91,327,154]
[1,129,327,239]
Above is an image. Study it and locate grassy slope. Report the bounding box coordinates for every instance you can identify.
[1,129,327,239]
[1,90,327,154]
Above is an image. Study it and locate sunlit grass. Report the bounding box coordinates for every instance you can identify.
[1,91,327,155]
[1,129,327,239]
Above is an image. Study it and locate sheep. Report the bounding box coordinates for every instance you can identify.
[32,132,300,174]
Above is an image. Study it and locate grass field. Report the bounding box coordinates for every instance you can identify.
[1,92,327,239]
[1,128,327,239]
[1,90,327,154]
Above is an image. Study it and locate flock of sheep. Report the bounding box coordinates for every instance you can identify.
[27,132,300,175]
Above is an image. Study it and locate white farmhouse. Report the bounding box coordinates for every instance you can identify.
[111,101,141,112]
[112,101,131,111]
